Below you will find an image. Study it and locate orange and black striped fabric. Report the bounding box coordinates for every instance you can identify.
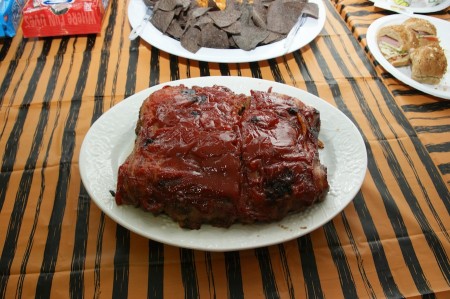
[0,0,449,298]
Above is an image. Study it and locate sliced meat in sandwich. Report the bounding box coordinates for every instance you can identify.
[377,25,419,67]
[403,17,438,47]
[410,44,447,85]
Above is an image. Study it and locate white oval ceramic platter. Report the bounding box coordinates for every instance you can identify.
[79,76,367,251]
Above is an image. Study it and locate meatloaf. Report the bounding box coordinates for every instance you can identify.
[115,84,329,229]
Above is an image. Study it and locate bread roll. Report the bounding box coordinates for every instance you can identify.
[410,44,447,85]
[403,18,438,47]
[377,25,418,67]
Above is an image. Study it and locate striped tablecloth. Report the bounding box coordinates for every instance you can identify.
[0,0,448,298]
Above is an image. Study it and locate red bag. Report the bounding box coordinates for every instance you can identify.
[22,0,110,37]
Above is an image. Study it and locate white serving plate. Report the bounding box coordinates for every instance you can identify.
[79,76,367,251]
[367,14,450,99]
[127,0,326,63]
[371,0,450,14]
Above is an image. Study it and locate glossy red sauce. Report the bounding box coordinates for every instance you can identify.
[115,85,328,228]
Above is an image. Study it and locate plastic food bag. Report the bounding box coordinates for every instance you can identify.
[21,0,110,37]
[1,0,27,37]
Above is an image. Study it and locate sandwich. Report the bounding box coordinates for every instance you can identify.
[410,44,447,85]
[403,18,438,47]
[377,25,419,67]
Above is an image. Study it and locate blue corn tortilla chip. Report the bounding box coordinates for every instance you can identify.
[207,7,241,28]
[200,23,230,49]
[149,0,319,53]
[233,25,269,51]
[267,0,306,34]
[181,26,202,53]
[151,10,175,33]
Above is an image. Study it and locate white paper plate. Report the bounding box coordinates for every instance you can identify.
[79,76,367,251]
[367,14,450,99]
[127,0,326,63]
[371,0,450,14]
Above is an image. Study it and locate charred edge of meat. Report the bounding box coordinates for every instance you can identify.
[264,169,295,201]
[191,94,208,104]
[181,89,196,95]
[238,97,251,115]
[157,178,182,189]
[238,105,246,115]
[191,110,201,117]
[250,116,260,123]
[180,88,203,102]
[180,89,208,104]
[309,109,320,138]
[164,199,237,229]
[311,128,319,138]
[287,107,298,115]
[135,105,145,135]
[318,139,324,149]
[144,138,154,146]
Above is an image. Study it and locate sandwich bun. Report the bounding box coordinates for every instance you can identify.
[377,25,418,67]
[410,44,447,85]
[378,25,418,52]
[403,18,438,46]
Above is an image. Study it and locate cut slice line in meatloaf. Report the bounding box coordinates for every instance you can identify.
[115,85,329,229]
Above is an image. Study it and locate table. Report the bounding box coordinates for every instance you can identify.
[0,0,449,298]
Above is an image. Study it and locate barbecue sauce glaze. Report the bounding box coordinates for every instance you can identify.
[115,85,328,229]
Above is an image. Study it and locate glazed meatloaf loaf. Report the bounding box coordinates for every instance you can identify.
[114,85,329,229]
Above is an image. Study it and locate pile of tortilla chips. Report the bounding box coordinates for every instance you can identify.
[148,0,319,53]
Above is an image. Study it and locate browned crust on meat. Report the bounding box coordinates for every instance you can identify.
[115,85,329,229]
